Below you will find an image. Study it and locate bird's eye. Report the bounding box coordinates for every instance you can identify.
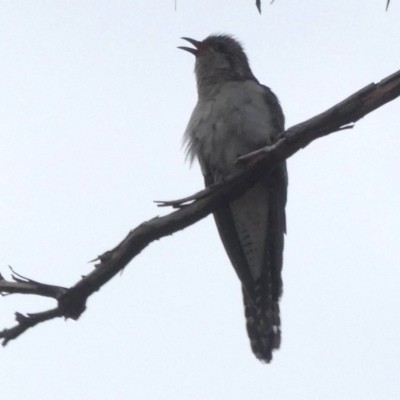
[213,43,226,52]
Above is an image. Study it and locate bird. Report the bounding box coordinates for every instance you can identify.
[179,34,287,363]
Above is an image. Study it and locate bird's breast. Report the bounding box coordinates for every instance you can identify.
[184,80,274,179]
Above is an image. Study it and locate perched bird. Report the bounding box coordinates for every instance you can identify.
[179,34,287,363]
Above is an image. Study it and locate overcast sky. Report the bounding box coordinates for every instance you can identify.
[1,1,400,399]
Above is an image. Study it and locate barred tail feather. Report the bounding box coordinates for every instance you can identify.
[242,285,281,363]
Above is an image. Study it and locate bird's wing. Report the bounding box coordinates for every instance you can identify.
[202,84,287,302]
[204,164,287,300]
[203,172,257,298]
[259,84,288,303]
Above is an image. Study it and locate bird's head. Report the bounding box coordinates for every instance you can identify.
[179,34,256,91]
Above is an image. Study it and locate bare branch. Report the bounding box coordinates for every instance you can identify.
[1,309,62,346]
[1,68,400,345]
[0,267,67,299]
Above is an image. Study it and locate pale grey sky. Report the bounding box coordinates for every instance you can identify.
[1,1,400,399]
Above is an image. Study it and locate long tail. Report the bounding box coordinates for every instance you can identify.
[242,284,281,363]
[242,165,286,362]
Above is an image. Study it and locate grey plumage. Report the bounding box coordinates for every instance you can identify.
[180,34,287,363]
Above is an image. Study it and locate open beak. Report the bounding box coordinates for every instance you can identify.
[178,37,201,56]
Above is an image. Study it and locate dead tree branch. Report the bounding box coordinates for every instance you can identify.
[1,68,400,345]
